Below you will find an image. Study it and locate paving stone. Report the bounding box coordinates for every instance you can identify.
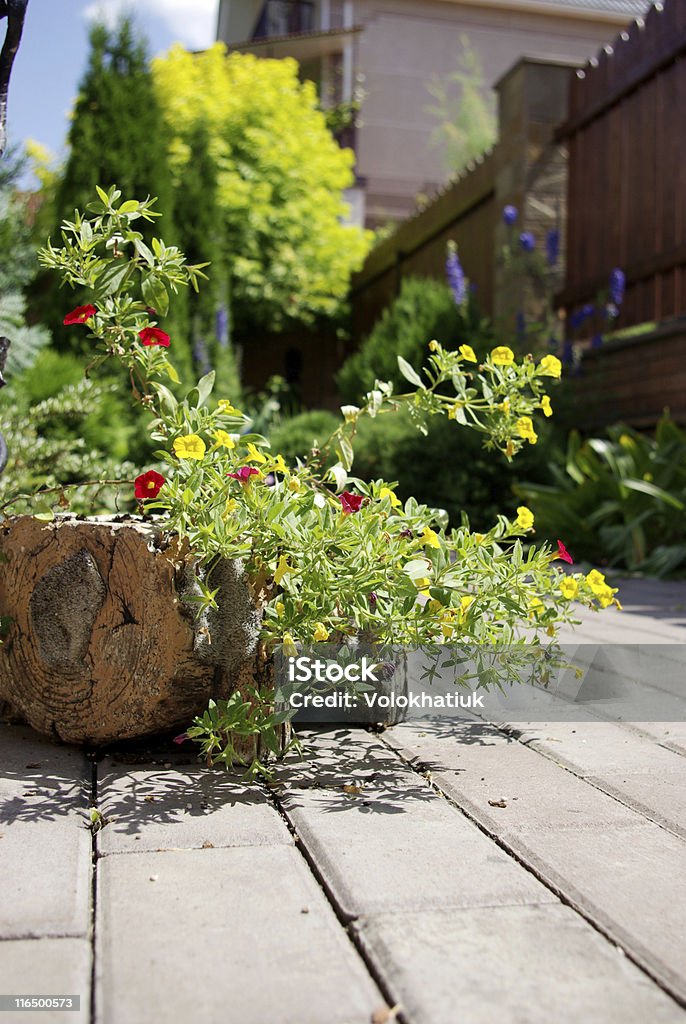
[0,938,91,1024]
[280,729,554,919]
[385,720,686,1003]
[386,720,641,834]
[0,726,91,939]
[355,905,686,1024]
[97,758,292,854]
[96,845,384,1024]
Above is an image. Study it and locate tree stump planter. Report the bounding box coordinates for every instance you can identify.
[0,514,276,750]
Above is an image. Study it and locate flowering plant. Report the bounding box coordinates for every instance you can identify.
[34,188,615,772]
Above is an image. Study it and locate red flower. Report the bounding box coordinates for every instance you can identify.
[228,466,260,482]
[138,327,170,348]
[340,491,363,514]
[134,470,165,500]
[63,304,97,325]
[556,540,574,565]
[172,732,189,745]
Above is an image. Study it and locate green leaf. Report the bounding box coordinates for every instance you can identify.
[196,370,216,408]
[133,238,154,266]
[397,356,423,388]
[96,261,130,296]
[141,274,169,316]
[622,478,685,510]
[95,185,109,206]
[119,200,139,214]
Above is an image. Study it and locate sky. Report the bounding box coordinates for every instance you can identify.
[7,0,218,180]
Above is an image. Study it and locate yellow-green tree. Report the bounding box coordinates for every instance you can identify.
[152,44,372,333]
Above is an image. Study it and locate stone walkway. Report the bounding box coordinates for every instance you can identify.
[1,583,686,1023]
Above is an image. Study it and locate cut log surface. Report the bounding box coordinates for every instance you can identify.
[0,515,261,745]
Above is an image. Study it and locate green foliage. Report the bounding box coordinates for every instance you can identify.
[152,45,372,332]
[0,375,136,516]
[36,189,614,776]
[0,292,50,377]
[268,409,340,465]
[516,418,686,576]
[337,276,490,404]
[55,19,174,232]
[426,34,497,176]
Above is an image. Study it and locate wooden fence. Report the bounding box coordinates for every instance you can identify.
[558,0,686,327]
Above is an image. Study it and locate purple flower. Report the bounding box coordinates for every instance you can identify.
[609,268,625,306]
[582,303,595,318]
[445,247,466,307]
[519,232,536,253]
[546,228,560,267]
[562,340,574,365]
[503,205,518,226]
[215,306,229,348]
[591,333,603,349]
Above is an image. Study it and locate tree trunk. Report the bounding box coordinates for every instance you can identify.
[0,514,284,750]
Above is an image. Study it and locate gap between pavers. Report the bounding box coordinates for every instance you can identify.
[95,757,293,855]
[0,938,91,1024]
[276,729,557,921]
[0,726,92,940]
[384,719,686,1005]
[95,845,386,1024]
[353,904,686,1024]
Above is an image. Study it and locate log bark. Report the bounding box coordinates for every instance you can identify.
[0,514,278,748]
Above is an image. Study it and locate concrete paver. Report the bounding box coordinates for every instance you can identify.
[356,905,685,1024]
[97,758,292,854]
[0,726,91,939]
[96,845,384,1024]
[0,938,91,1024]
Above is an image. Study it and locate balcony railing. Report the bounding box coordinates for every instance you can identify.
[252,1,315,40]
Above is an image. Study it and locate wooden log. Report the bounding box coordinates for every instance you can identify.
[0,514,275,748]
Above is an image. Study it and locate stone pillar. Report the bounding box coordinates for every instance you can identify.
[493,58,579,340]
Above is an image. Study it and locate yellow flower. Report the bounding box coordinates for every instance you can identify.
[619,434,634,449]
[596,585,617,609]
[223,497,237,517]
[459,595,474,619]
[415,577,431,590]
[541,396,553,418]
[288,477,302,493]
[516,417,538,445]
[173,434,206,461]
[539,355,562,378]
[212,429,236,449]
[217,400,242,416]
[586,569,607,595]
[429,339,440,352]
[427,598,443,614]
[529,597,544,617]
[515,506,535,531]
[491,346,515,366]
[559,577,579,600]
[459,344,477,363]
[380,486,401,508]
[275,601,285,618]
[282,632,298,657]
[313,622,329,642]
[271,454,288,474]
[246,442,267,464]
[274,555,297,586]
[498,398,511,414]
[506,440,515,458]
[421,527,441,549]
[473,533,484,544]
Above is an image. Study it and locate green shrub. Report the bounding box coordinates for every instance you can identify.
[268,409,340,467]
[516,417,686,576]
[337,276,491,403]
[270,406,549,530]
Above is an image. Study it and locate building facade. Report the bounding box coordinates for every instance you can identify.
[216,0,652,228]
